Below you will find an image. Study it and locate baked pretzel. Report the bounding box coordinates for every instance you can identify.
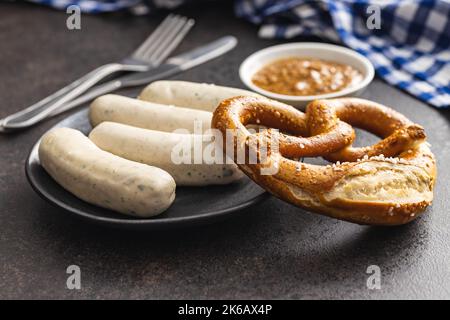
[212,96,436,226]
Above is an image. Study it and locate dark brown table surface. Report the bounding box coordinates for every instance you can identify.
[1,2,449,300]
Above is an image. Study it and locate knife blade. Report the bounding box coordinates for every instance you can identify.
[50,36,238,116]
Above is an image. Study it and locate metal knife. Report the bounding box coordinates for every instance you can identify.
[51,36,238,117]
[0,35,237,131]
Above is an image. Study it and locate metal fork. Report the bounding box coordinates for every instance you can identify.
[0,14,194,131]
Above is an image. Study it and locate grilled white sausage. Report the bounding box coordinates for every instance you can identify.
[89,122,244,186]
[39,127,176,217]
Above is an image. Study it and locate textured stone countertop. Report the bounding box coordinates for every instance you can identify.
[1,2,449,299]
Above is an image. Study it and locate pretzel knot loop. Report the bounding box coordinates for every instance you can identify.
[212,96,436,225]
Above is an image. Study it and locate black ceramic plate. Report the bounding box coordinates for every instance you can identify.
[25,108,267,229]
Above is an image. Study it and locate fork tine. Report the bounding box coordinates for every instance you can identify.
[141,16,188,63]
[139,16,187,63]
[135,16,185,64]
[131,14,176,60]
[134,15,184,62]
[152,19,195,66]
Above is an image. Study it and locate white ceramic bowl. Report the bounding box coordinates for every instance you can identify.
[239,42,375,108]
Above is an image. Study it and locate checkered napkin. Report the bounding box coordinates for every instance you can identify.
[27,0,450,107]
[25,0,191,14]
[27,0,141,13]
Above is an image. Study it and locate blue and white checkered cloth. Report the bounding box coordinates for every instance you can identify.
[26,0,450,107]
[25,0,191,13]
[27,0,141,13]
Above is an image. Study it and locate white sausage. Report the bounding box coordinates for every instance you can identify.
[89,94,211,132]
[39,127,176,217]
[89,122,244,186]
[138,80,261,112]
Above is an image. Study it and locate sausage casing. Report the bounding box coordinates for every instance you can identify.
[39,127,176,217]
[138,80,260,112]
[89,122,243,186]
[90,94,211,133]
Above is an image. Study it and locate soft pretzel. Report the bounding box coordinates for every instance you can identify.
[212,96,436,226]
